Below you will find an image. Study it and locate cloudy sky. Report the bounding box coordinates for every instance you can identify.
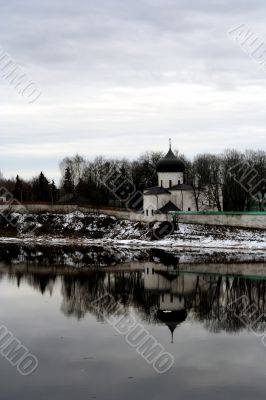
[0,0,266,181]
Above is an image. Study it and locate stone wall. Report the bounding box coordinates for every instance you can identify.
[0,203,167,223]
[0,204,265,228]
[173,212,266,230]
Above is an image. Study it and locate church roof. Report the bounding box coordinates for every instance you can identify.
[156,146,185,173]
[156,309,187,344]
[156,201,181,213]
[144,186,171,195]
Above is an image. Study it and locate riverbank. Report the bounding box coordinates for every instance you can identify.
[0,211,265,265]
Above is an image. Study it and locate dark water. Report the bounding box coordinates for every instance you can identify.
[0,261,266,399]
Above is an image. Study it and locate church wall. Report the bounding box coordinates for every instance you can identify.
[170,190,197,211]
[159,295,185,311]
[144,267,199,295]
[144,266,160,290]
[143,193,170,218]
[158,172,184,188]
[170,189,222,212]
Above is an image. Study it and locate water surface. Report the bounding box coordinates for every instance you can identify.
[0,261,266,399]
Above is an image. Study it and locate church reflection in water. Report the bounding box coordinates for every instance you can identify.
[3,263,266,340]
[145,265,191,343]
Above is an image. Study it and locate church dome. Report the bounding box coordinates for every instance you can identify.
[156,147,185,173]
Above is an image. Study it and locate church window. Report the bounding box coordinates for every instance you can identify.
[169,180,172,188]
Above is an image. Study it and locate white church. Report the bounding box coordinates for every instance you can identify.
[143,142,221,220]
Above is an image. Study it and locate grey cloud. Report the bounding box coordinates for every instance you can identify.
[0,0,265,179]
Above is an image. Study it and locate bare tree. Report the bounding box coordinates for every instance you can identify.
[59,154,86,188]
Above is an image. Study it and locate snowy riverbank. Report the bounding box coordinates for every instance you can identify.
[0,211,265,265]
[0,211,265,248]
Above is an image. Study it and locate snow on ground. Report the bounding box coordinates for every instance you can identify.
[0,211,265,253]
[0,211,265,267]
[168,223,266,251]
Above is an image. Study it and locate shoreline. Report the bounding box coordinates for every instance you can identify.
[0,233,265,252]
[0,211,264,266]
[0,234,265,266]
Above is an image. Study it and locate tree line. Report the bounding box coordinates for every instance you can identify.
[0,149,265,211]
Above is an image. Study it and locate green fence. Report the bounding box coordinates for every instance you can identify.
[169,211,266,216]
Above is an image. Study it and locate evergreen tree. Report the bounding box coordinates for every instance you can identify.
[13,175,23,202]
[62,167,74,195]
[50,180,58,203]
[32,172,51,202]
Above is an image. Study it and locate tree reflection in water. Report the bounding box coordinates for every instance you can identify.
[2,264,266,336]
